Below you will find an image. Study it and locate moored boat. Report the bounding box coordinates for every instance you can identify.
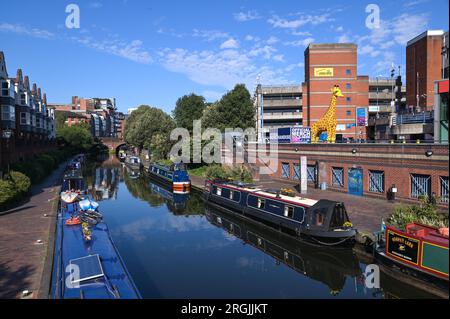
[204,180,356,246]
[148,162,190,194]
[124,156,142,169]
[373,222,449,289]
[61,191,80,204]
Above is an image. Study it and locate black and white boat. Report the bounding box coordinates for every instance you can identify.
[204,180,357,246]
[124,156,142,170]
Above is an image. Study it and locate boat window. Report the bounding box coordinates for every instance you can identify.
[229,190,234,200]
[216,187,222,196]
[284,206,294,218]
[257,198,265,209]
[312,208,327,226]
[330,203,349,228]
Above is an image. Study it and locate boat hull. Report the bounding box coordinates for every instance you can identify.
[148,170,190,194]
[204,189,355,246]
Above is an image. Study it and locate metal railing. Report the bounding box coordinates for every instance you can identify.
[395,111,434,125]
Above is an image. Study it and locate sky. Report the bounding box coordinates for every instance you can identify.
[0,0,448,114]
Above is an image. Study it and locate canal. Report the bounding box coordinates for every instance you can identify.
[82,156,439,299]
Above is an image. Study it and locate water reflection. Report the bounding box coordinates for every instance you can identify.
[84,156,442,299]
[205,205,362,296]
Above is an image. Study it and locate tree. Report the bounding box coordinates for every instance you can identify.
[57,124,94,152]
[124,105,176,155]
[201,84,255,131]
[172,94,206,132]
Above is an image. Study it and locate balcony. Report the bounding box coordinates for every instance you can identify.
[262,99,302,108]
[263,110,302,121]
[368,92,394,100]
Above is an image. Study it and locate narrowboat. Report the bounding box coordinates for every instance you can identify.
[51,170,141,299]
[124,156,142,169]
[204,204,362,295]
[374,222,449,291]
[204,180,357,245]
[148,162,190,194]
[149,179,189,214]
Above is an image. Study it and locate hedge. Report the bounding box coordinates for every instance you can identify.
[0,171,31,211]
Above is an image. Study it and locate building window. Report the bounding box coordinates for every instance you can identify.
[284,206,294,218]
[411,174,431,198]
[281,162,290,179]
[307,165,317,183]
[440,176,449,203]
[257,197,265,209]
[293,163,300,180]
[369,170,384,193]
[20,112,27,125]
[1,81,9,96]
[346,97,352,103]
[346,69,352,75]
[346,83,351,89]
[332,167,344,187]
[1,105,15,121]
[346,110,352,116]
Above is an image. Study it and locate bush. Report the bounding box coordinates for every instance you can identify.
[9,171,31,194]
[204,164,253,183]
[388,195,449,230]
[0,179,18,209]
[230,165,253,183]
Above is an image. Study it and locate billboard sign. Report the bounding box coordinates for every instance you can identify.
[314,67,334,77]
[356,107,368,126]
[270,127,291,144]
[291,127,311,144]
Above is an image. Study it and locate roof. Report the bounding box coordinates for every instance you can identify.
[407,30,445,46]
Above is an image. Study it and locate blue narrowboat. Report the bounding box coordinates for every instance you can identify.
[149,180,189,214]
[148,162,190,194]
[51,168,141,299]
[204,180,357,246]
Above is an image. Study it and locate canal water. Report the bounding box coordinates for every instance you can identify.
[82,156,438,299]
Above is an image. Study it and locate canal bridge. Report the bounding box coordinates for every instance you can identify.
[100,137,126,154]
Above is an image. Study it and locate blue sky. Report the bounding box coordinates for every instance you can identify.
[0,0,448,114]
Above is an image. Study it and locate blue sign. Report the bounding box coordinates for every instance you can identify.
[270,128,291,143]
[291,127,311,144]
[356,108,368,126]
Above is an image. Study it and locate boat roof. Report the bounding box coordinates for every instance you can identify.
[214,182,319,207]
[63,170,83,180]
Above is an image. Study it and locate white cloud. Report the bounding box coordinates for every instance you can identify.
[272,54,285,62]
[248,45,277,59]
[0,23,54,39]
[291,30,313,36]
[233,10,261,22]
[192,29,229,41]
[220,38,239,49]
[336,26,344,32]
[337,34,351,43]
[159,47,291,89]
[72,36,153,64]
[268,13,333,29]
[266,36,279,45]
[403,0,429,7]
[89,2,103,8]
[284,37,315,47]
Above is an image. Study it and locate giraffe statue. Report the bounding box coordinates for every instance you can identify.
[311,85,344,143]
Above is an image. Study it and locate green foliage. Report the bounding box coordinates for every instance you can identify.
[201,84,255,131]
[388,195,449,230]
[0,171,31,210]
[188,166,208,177]
[57,124,94,152]
[150,133,174,161]
[173,94,206,132]
[9,171,31,194]
[204,164,253,183]
[124,105,176,156]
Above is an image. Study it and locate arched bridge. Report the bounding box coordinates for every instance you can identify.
[100,137,126,153]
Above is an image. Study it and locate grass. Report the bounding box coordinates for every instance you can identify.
[188,166,208,178]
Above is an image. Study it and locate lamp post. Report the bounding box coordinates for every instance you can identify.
[2,128,13,175]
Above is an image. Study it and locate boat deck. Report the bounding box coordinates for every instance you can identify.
[214,182,319,207]
[50,201,141,299]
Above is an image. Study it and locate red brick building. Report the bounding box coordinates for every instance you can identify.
[406,30,444,112]
[303,43,369,141]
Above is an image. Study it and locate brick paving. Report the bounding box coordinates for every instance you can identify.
[0,162,66,299]
[190,175,444,235]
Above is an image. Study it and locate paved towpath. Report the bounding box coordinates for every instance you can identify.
[0,162,67,299]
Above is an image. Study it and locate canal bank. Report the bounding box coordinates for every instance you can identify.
[0,160,68,299]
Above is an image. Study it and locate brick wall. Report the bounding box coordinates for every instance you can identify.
[246,143,449,204]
